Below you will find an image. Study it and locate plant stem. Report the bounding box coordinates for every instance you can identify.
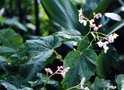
[78,28,91,50]
[82,27,91,41]
[66,85,79,90]
[53,49,63,62]
[34,0,40,35]
[87,38,95,49]
[43,70,58,88]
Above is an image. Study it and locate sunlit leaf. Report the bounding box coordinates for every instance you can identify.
[105,12,122,21]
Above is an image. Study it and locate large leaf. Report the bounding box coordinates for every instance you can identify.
[96,46,119,78]
[62,49,97,89]
[41,0,80,31]
[0,29,23,49]
[10,35,61,80]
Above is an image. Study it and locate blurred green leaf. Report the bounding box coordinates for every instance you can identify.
[116,74,124,90]
[90,77,111,90]
[0,29,23,49]
[106,20,124,35]
[94,0,112,13]
[62,49,97,89]
[4,18,27,32]
[41,0,80,31]
[0,46,16,54]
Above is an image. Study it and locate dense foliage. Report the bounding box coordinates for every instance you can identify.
[0,0,124,90]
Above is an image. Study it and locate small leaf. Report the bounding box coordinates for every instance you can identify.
[104,12,122,21]
[90,77,111,90]
[115,74,124,90]
[1,81,17,90]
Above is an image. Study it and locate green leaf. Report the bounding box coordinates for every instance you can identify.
[54,30,81,46]
[77,37,90,51]
[0,16,4,23]
[40,87,46,90]
[41,0,79,30]
[0,46,16,55]
[115,74,124,90]
[10,35,61,80]
[4,18,27,32]
[62,49,97,89]
[106,20,124,35]
[1,76,33,90]
[94,0,112,13]
[96,47,119,78]
[0,29,23,49]
[90,77,111,90]
[1,81,33,90]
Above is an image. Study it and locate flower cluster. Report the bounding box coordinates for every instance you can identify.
[78,9,102,31]
[78,8,119,53]
[45,66,70,78]
[97,33,118,53]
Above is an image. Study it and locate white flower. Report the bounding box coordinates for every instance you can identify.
[89,19,94,25]
[108,34,114,43]
[97,41,109,53]
[112,33,118,39]
[83,20,87,26]
[79,78,89,90]
[95,13,102,19]
[97,41,104,47]
[80,78,86,89]
[98,24,102,28]
[78,9,82,16]
[103,44,109,53]
[84,87,89,90]
[57,66,70,78]
[93,26,98,31]
[108,33,118,43]
[79,16,87,26]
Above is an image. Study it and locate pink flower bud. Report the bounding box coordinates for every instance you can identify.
[93,26,98,31]
[45,68,53,74]
[90,24,96,28]
[95,13,102,19]
[57,66,70,78]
